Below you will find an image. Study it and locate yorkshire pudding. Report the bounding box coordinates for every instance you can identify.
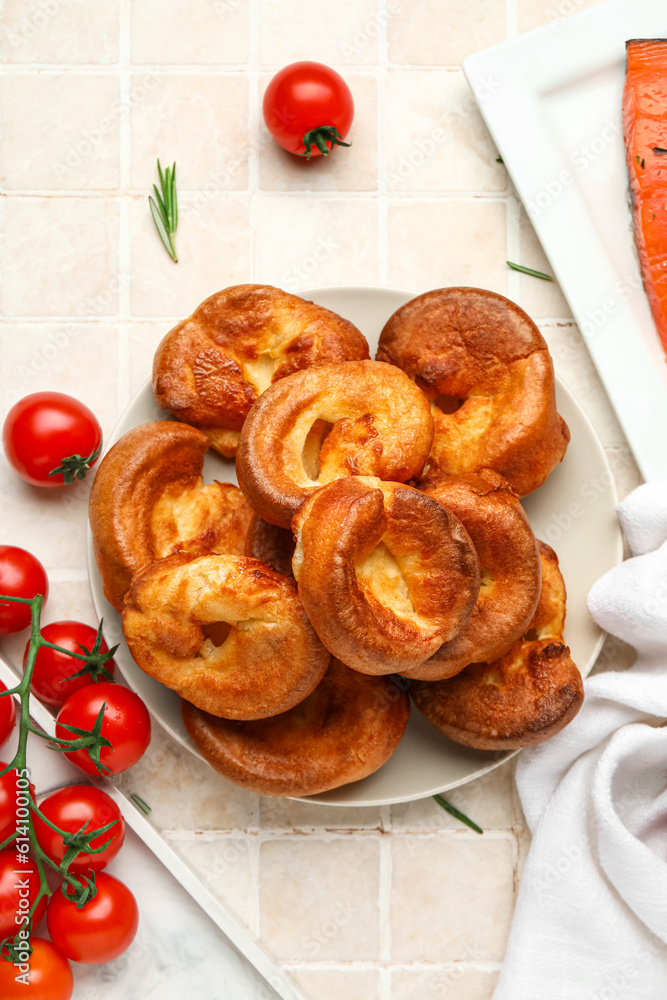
[401,470,541,681]
[122,552,330,720]
[291,476,480,675]
[376,287,570,496]
[181,658,410,796]
[89,421,253,612]
[244,513,295,579]
[236,360,434,528]
[153,284,370,457]
[411,542,584,750]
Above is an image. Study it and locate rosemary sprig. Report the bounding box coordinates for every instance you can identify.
[0,594,121,959]
[148,159,178,262]
[433,794,483,834]
[506,260,554,281]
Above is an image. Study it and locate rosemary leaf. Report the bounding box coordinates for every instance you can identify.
[149,158,178,263]
[506,260,554,281]
[433,794,483,834]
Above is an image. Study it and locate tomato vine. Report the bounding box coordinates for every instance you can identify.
[0,593,119,963]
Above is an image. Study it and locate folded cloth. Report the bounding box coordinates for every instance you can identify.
[493,482,667,1000]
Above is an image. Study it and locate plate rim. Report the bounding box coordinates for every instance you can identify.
[87,283,622,807]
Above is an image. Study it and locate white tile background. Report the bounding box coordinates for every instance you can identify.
[0,1,641,998]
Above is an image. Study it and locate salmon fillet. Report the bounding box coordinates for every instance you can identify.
[623,39,667,359]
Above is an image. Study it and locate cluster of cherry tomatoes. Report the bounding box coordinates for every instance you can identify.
[0,392,152,999]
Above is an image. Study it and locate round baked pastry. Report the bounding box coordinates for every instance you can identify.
[236,360,435,528]
[89,421,253,613]
[181,658,411,797]
[411,541,584,750]
[122,552,330,720]
[291,476,480,675]
[376,287,570,496]
[244,512,295,579]
[153,284,370,457]
[401,470,541,681]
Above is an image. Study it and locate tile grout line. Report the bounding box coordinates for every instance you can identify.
[117,0,132,417]
[377,0,389,288]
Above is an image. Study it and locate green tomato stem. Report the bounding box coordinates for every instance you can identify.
[0,594,118,960]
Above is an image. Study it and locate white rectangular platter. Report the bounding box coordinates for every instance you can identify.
[463,0,667,483]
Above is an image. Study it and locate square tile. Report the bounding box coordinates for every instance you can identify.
[259,838,379,960]
[292,968,381,1000]
[131,0,249,65]
[260,796,383,831]
[517,0,603,34]
[129,195,251,317]
[391,836,515,961]
[0,1,119,64]
[387,199,507,294]
[117,724,256,831]
[391,760,516,831]
[516,209,572,319]
[254,197,379,290]
[384,70,504,192]
[1,75,120,190]
[259,75,377,192]
[0,198,119,316]
[130,74,249,192]
[391,968,500,1000]
[0,324,120,572]
[128,321,176,397]
[259,0,381,66]
[164,834,252,928]
[388,0,505,66]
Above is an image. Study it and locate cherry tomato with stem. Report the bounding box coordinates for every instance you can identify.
[32,785,125,873]
[0,764,35,847]
[55,683,151,777]
[46,872,138,965]
[2,392,102,488]
[0,546,48,635]
[23,620,116,709]
[263,61,354,158]
[0,936,73,1000]
[0,847,47,939]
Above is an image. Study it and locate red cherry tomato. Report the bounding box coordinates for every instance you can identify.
[55,683,151,776]
[0,683,16,750]
[0,936,73,1000]
[33,785,124,873]
[46,872,138,965]
[0,765,35,846]
[0,848,47,939]
[2,392,102,488]
[263,61,354,158]
[0,546,48,635]
[23,621,115,709]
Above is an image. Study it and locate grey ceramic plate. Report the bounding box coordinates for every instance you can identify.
[87,285,623,806]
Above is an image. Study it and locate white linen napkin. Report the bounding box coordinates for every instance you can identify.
[493,482,667,999]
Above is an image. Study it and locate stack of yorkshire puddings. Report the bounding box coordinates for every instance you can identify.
[89,284,584,797]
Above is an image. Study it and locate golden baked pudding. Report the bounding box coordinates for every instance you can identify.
[89,421,253,612]
[291,476,480,675]
[401,470,541,681]
[181,658,410,797]
[236,359,434,528]
[122,552,330,720]
[411,541,584,749]
[153,284,370,457]
[376,287,570,496]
